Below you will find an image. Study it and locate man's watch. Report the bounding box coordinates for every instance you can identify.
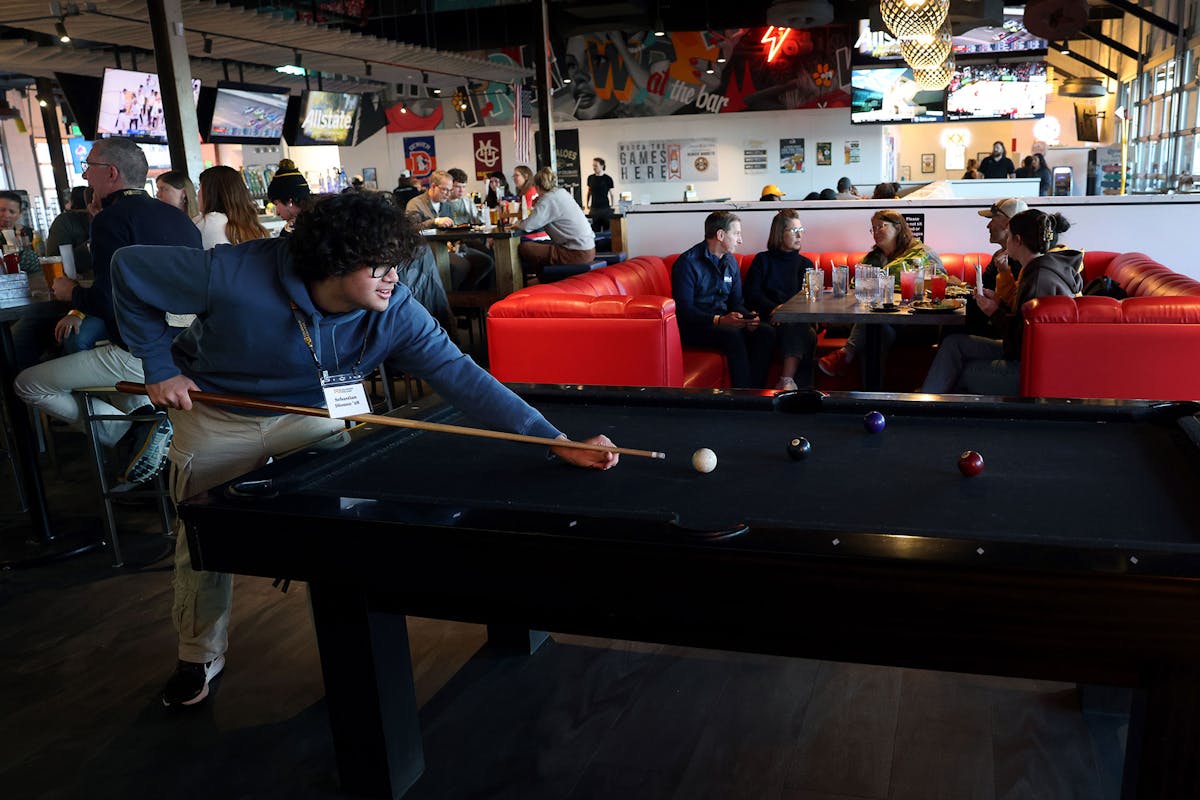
[713,314,721,326]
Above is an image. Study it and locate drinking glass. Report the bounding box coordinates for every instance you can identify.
[899,269,917,303]
[805,268,823,302]
[930,273,947,301]
[877,273,896,306]
[832,265,849,298]
[854,266,874,305]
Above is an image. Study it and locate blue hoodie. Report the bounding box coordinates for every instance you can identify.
[111,237,561,438]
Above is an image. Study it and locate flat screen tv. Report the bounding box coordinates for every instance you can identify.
[851,67,945,124]
[96,68,200,143]
[292,90,359,146]
[1074,102,1105,142]
[55,72,102,141]
[207,81,289,145]
[946,61,1047,121]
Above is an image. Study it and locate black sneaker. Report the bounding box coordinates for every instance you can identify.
[161,656,225,708]
[123,413,173,484]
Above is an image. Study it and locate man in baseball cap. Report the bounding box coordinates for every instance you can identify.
[759,184,785,201]
[959,197,1030,334]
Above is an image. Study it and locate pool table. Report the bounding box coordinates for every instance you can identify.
[179,386,1200,799]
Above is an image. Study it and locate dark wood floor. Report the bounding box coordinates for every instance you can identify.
[0,432,1128,800]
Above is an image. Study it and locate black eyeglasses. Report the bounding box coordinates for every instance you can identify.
[369,264,399,278]
[80,160,111,172]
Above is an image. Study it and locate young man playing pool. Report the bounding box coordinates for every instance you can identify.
[112,191,618,708]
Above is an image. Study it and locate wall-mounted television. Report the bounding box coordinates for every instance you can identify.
[207,81,289,145]
[291,90,359,146]
[946,61,1047,121]
[96,68,201,143]
[854,15,1045,65]
[1074,102,1105,142]
[55,72,102,141]
[851,67,945,124]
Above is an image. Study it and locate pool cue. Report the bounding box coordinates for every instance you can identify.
[114,382,666,460]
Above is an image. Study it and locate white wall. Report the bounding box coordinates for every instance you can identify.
[357,107,888,202]
[557,108,886,203]
[624,195,1200,280]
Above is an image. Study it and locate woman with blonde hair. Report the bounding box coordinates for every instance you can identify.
[194,165,269,248]
[155,170,198,218]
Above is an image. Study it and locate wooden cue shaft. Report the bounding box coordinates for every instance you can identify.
[114,381,666,460]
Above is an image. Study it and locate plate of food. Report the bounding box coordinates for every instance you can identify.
[910,299,966,313]
[945,284,974,299]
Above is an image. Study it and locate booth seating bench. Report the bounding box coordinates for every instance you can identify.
[488,250,1200,398]
[1022,252,1200,400]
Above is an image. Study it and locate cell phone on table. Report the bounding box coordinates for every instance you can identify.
[974,264,984,295]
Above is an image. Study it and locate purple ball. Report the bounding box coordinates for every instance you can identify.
[863,411,886,434]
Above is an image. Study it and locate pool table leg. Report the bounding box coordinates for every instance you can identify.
[485,624,549,654]
[1123,666,1200,799]
[309,583,424,800]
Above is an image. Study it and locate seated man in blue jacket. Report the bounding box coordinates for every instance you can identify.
[671,210,775,388]
[112,191,618,709]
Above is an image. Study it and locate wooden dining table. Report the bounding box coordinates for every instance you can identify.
[772,290,966,391]
[419,227,525,295]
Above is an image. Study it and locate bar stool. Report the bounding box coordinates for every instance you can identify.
[75,387,174,568]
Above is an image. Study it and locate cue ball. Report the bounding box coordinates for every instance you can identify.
[958,450,985,477]
[787,437,812,460]
[863,411,886,433]
[691,448,718,473]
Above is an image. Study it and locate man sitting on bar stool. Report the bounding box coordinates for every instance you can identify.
[511,167,596,283]
[14,137,201,485]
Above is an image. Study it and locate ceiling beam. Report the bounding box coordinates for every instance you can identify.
[1080,27,1138,61]
[1101,0,1181,37]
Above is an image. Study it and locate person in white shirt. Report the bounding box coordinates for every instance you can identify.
[193,165,269,248]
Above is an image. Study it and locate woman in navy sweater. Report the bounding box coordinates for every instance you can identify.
[744,209,818,390]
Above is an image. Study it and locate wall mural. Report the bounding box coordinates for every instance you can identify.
[384,27,854,131]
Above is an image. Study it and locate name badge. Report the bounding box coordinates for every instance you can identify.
[321,372,371,419]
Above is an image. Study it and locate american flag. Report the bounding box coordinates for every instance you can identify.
[513,82,532,165]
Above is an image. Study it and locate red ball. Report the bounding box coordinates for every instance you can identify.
[957,450,984,477]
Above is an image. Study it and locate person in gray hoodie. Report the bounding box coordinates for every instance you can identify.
[920,209,1082,394]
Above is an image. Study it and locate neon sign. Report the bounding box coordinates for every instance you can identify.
[761,27,792,63]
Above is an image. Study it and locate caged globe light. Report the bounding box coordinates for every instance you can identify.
[881,0,950,39]
[912,55,955,90]
[899,23,952,69]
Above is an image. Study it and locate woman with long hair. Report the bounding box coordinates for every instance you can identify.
[818,209,944,379]
[155,170,197,218]
[195,165,269,248]
[511,165,537,208]
[921,210,1081,394]
[744,209,818,390]
[1031,153,1053,197]
[484,171,511,209]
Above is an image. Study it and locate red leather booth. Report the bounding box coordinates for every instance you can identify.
[1021,253,1200,400]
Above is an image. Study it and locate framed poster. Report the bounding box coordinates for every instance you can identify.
[921,153,936,174]
[362,167,378,190]
[900,165,912,181]
[816,142,832,166]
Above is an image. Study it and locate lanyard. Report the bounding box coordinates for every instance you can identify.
[290,303,370,379]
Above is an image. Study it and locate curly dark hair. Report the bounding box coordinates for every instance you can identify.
[288,192,420,281]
